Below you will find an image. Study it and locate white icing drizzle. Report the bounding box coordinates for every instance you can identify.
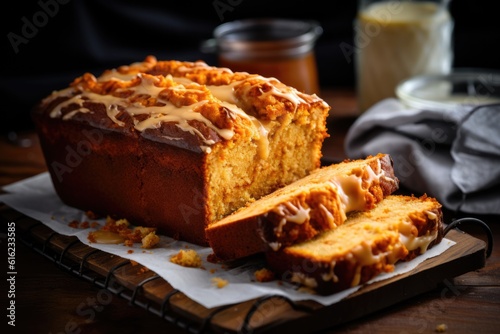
[272,201,311,236]
[48,78,226,147]
[253,119,271,160]
[97,70,138,82]
[277,202,311,224]
[62,107,90,120]
[381,174,398,185]
[364,159,384,185]
[171,76,194,86]
[329,175,363,218]
[42,87,76,109]
[320,260,339,283]
[290,272,318,288]
[107,104,125,127]
[349,241,389,287]
[130,74,167,96]
[51,95,89,119]
[47,71,271,154]
[425,210,438,220]
[271,164,387,232]
[318,203,335,227]
[328,162,385,219]
[45,59,321,155]
[274,219,286,237]
[398,214,439,254]
[161,135,183,141]
[207,84,238,104]
[268,241,281,251]
[264,159,389,250]
[131,101,226,135]
[399,230,438,254]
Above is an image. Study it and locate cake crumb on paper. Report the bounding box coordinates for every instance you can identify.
[170,249,202,268]
[211,277,228,288]
[254,268,275,282]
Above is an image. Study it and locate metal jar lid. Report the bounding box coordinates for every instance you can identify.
[201,18,323,59]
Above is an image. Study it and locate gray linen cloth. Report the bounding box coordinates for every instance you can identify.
[345,98,500,215]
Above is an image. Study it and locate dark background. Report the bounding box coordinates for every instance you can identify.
[2,0,499,134]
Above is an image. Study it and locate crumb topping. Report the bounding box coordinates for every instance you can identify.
[37,55,329,153]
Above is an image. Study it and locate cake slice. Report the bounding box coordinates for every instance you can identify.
[266,195,444,295]
[206,153,399,260]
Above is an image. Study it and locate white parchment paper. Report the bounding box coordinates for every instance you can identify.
[0,173,455,309]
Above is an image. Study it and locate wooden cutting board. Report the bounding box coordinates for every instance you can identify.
[2,205,486,333]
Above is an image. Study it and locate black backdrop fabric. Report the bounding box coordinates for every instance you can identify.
[2,0,499,133]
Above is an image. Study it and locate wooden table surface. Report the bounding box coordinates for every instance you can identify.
[1,89,499,333]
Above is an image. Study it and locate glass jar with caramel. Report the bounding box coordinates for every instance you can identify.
[203,18,323,94]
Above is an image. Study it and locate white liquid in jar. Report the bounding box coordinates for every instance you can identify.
[355,1,453,112]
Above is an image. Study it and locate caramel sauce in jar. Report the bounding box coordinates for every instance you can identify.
[219,51,320,94]
[208,19,322,94]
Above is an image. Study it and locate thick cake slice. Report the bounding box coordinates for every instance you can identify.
[265,195,443,295]
[206,153,399,260]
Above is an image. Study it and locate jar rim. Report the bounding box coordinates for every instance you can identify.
[396,69,500,111]
[212,18,323,57]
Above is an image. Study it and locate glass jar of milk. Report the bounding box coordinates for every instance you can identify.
[355,0,453,112]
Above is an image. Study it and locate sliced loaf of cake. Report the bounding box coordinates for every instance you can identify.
[206,153,399,260]
[32,56,331,246]
[266,195,443,295]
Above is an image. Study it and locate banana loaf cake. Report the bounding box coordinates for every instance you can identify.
[266,194,444,294]
[206,154,400,260]
[32,55,330,245]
